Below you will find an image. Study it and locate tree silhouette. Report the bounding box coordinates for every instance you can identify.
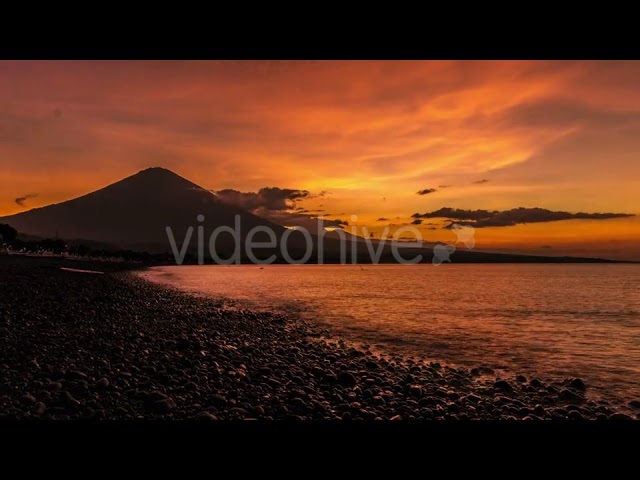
[0,224,17,244]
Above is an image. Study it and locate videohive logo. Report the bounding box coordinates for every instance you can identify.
[432,224,476,266]
[165,215,476,266]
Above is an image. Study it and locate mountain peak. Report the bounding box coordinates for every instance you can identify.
[137,166,180,176]
[0,166,285,251]
[120,166,202,191]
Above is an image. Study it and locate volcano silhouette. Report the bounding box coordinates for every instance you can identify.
[0,167,615,263]
[0,167,287,252]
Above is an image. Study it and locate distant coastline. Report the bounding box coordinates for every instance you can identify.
[2,248,633,266]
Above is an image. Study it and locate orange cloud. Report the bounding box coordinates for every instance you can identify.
[1,61,639,258]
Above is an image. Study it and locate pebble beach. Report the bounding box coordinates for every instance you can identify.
[1,255,638,420]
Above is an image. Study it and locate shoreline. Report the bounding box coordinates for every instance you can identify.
[2,255,638,420]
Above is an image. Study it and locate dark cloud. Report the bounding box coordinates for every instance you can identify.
[498,98,640,129]
[541,245,553,249]
[376,217,389,221]
[417,188,437,195]
[411,219,423,225]
[211,186,347,234]
[412,207,634,228]
[331,218,349,227]
[15,193,38,206]
[397,234,418,242]
[438,185,452,188]
[472,179,489,184]
[214,187,312,211]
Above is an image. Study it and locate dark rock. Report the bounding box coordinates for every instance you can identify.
[408,385,423,397]
[323,373,338,384]
[115,406,129,416]
[282,413,304,420]
[529,378,542,388]
[337,371,357,387]
[435,388,449,398]
[95,378,110,389]
[559,389,584,403]
[228,407,248,417]
[494,380,513,392]
[211,394,227,405]
[68,370,88,380]
[20,393,36,405]
[627,400,640,409]
[152,398,176,414]
[45,382,63,392]
[33,402,47,416]
[516,375,527,383]
[148,391,170,402]
[568,410,585,421]
[61,391,80,408]
[518,407,533,417]
[608,413,633,421]
[195,412,218,420]
[146,391,176,413]
[568,378,587,391]
[291,398,307,410]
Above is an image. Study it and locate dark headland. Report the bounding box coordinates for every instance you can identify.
[2,255,637,420]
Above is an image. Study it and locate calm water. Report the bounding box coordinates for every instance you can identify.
[140,264,640,404]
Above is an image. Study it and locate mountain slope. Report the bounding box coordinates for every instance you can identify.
[0,167,617,263]
[0,167,286,252]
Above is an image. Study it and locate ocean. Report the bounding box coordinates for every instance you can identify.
[139,263,640,405]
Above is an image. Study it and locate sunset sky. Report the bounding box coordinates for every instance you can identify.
[1,60,639,259]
